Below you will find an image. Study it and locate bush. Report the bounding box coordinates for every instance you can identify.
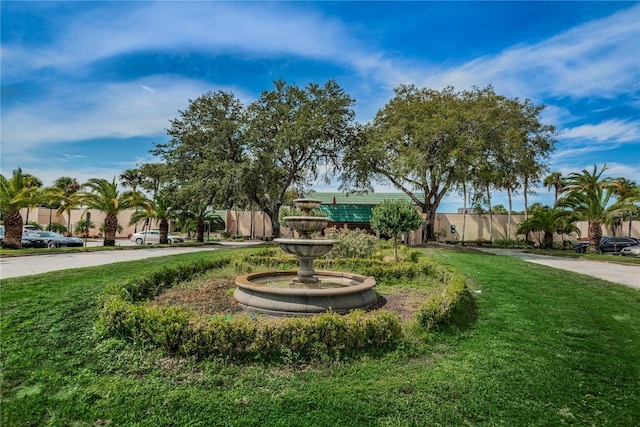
[492,239,534,249]
[46,222,67,233]
[323,228,379,259]
[416,275,475,331]
[96,256,404,362]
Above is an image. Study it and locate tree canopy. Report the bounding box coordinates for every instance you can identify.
[370,199,424,261]
[341,85,556,241]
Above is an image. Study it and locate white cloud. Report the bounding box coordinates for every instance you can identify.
[2,2,372,82]
[420,5,640,100]
[561,120,639,143]
[1,75,248,152]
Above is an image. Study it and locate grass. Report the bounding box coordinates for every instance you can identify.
[1,247,639,426]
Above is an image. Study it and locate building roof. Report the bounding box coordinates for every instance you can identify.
[317,204,373,223]
[306,192,425,205]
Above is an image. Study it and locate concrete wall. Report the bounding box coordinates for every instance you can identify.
[19,207,640,243]
[21,207,166,238]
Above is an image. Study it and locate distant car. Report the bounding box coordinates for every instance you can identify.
[130,230,184,245]
[620,245,640,257]
[23,225,42,233]
[21,232,48,248]
[34,231,84,248]
[573,241,589,253]
[1,227,47,248]
[598,237,639,254]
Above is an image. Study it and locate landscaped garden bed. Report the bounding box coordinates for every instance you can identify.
[95,247,475,362]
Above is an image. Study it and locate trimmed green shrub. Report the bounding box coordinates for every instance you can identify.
[416,275,476,330]
[96,257,404,362]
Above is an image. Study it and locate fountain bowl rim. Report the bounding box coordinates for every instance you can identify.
[274,238,338,245]
[282,216,329,221]
[235,270,375,296]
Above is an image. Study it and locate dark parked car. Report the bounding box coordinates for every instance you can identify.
[598,236,639,254]
[1,227,47,248]
[21,232,48,248]
[573,241,589,253]
[34,231,84,248]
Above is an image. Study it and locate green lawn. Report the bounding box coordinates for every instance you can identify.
[1,248,638,426]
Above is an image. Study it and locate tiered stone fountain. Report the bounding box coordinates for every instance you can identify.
[234,199,377,315]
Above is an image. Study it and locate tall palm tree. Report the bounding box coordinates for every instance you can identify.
[120,168,143,232]
[56,191,85,236]
[81,178,135,246]
[52,176,82,234]
[608,178,639,237]
[22,173,43,224]
[1,168,43,248]
[544,172,564,205]
[129,193,176,244]
[119,168,142,193]
[556,164,619,253]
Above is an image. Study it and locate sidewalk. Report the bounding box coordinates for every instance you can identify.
[476,248,640,290]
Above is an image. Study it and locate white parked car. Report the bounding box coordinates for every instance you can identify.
[130,230,184,245]
[620,244,640,257]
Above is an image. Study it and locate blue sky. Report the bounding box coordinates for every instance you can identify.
[2,1,639,212]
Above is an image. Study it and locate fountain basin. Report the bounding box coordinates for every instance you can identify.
[234,271,377,315]
[283,216,329,236]
[275,238,337,257]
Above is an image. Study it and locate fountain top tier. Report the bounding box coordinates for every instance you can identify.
[274,198,335,285]
[292,198,321,215]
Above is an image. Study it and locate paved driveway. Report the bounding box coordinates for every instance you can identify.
[476,248,640,290]
[0,241,261,280]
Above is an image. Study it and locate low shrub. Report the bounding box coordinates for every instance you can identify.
[323,228,379,259]
[181,310,402,361]
[492,238,534,249]
[96,257,404,362]
[416,275,476,331]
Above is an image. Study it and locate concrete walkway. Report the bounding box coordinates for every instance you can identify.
[476,248,640,290]
[2,244,638,290]
[0,241,262,280]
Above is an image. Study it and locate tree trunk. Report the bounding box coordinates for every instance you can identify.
[507,187,513,240]
[587,221,602,253]
[159,219,169,244]
[419,204,437,242]
[2,209,23,249]
[462,184,467,244]
[486,186,493,242]
[264,205,282,238]
[393,232,399,261]
[196,221,205,242]
[103,214,118,246]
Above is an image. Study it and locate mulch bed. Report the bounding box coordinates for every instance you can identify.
[152,279,432,322]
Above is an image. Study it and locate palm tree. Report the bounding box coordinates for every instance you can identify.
[120,168,143,232]
[176,204,223,242]
[52,177,82,234]
[556,164,619,253]
[81,178,135,246]
[21,173,43,224]
[608,178,639,237]
[119,168,142,192]
[516,207,577,249]
[56,191,85,236]
[544,172,565,205]
[129,193,176,244]
[0,168,44,248]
